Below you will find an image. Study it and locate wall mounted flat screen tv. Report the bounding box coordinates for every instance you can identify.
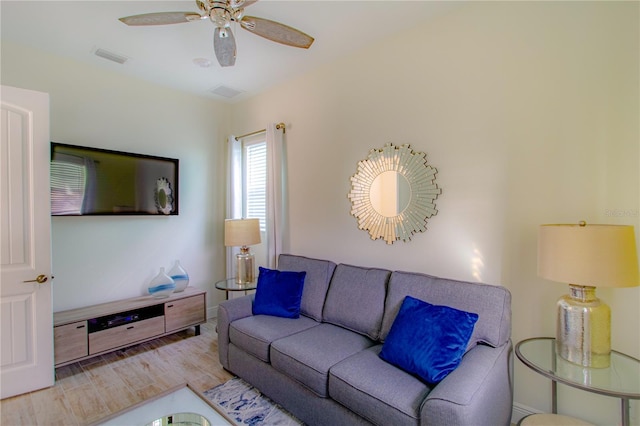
[51,142,179,216]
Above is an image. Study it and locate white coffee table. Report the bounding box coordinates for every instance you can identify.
[92,383,234,426]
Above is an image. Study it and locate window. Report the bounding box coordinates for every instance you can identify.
[243,140,267,232]
[50,153,87,215]
[229,123,285,269]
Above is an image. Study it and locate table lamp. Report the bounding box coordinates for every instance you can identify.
[537,222,639,368]
[225,218,261,284]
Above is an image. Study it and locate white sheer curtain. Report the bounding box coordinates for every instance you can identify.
[226,135,242,277]
[265,123,285,268]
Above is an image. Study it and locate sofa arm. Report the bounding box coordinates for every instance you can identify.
[421,341,513,426]
[217,295,254,370]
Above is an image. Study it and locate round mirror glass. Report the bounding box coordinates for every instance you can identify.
[158,189,167,208]
[348,143,441,244]
[370,171,411,217]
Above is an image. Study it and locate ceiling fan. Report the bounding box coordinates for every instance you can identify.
[119,0,314,67]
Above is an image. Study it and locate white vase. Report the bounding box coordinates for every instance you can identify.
[148,267,175,298]
[168,260,190,292]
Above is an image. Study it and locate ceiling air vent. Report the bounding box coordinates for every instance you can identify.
[94,48,129,65]
[210,85,243,99]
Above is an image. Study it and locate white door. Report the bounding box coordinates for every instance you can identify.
[0,85,53,399]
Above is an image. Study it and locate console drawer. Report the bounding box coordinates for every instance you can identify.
[54,321,88,364]
[89,316,165,355]
[165,294,205,333]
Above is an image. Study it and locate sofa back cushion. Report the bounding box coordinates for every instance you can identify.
[323,264,391,340]
[277,254,337,321]
[380,271,511,349]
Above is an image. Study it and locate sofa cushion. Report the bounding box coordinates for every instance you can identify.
[329,345,432,426]
[253,267,306,318]
[322,264,390,340]
[379,296,479,384]
[381,271,511,349]
[270,323,376,397]
[229,314,319,362]
[277,254,337,322]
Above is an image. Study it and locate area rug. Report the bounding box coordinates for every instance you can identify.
[203,377,304,425]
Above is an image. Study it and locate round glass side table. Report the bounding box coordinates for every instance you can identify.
[215,277,257,299]
[515,337,640,426]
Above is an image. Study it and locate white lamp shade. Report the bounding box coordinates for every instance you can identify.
[225,218,261,247]
[538,224,639,288]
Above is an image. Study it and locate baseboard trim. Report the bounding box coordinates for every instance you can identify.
[207,305,218,321]
[512,402,540,424]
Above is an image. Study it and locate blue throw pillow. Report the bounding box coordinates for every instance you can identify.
[252,267,306,318]
[379,295,479,384]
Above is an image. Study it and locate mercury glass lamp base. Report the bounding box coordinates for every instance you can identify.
[235,247,255,285]
[556,284,611,368]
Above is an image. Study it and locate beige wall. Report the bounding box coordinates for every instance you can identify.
[230,2,639,424]
[1,41,230,316]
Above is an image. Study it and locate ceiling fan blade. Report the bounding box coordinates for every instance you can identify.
[119,12,203,26]
[240,16,314,49]
[214,27,237,67]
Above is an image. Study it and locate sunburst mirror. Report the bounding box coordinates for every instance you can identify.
[348,143,441,244]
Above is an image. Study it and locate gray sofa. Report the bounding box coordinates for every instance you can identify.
[217,254,513,426]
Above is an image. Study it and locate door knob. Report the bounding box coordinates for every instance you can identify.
[23,274,48,284]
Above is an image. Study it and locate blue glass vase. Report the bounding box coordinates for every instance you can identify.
[168,260,190,292]
[148,267,175,298]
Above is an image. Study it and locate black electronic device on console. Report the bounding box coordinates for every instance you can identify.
[106,313,140,328]
[88,304,163,333]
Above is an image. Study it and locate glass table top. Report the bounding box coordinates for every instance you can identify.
[515,337,640,399]
[215,277,257,291]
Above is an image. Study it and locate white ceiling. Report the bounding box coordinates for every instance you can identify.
[1,1,459,102]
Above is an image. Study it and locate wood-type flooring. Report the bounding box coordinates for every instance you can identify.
[0,319,232,425]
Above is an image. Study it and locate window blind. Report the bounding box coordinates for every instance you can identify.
[244,142,267,232]
[50,153,87,215]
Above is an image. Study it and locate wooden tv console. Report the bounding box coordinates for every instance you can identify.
[53,287,206,367]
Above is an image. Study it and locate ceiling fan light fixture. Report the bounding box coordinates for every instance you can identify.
[232,8,245,21]
[209,5,231,26]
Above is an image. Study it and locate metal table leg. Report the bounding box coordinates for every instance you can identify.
[621,398,629,426]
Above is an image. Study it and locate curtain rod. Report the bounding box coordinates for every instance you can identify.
[234,123,286,141]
